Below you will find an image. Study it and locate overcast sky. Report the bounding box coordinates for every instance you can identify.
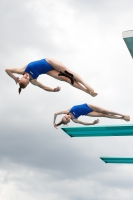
[1,0,133,199]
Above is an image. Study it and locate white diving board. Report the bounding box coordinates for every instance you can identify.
[100,157,133,164]
[61,124,133,137]
[122,30,133,58]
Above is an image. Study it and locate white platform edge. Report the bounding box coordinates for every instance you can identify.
[122,30,133,38]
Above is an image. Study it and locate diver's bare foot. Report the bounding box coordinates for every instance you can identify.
[89,92,98,97]
[86,87,98,96]
[123,116,130,122]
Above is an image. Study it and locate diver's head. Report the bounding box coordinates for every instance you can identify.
[18,73,30,94]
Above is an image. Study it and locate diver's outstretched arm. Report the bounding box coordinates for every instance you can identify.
[30,79,61,92]
[72,118,99,125]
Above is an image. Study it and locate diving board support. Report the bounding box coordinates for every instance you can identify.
[100,157,133,164]
[61,124,133,137]
[122,30,133,58]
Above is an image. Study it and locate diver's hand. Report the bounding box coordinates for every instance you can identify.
[93,119,99,125]
[54,86,61,92]
[54,123,58,129]
[15,77,20,84]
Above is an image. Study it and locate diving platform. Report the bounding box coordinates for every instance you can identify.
[61,124,133,137]
[100,157,133,164]
[122,30,133,58]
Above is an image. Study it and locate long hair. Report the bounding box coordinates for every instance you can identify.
[18,83,26,94]
[56,120,68,127]
[56,121,63,127]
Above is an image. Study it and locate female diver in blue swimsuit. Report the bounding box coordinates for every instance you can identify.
[53,103,130,128]
[5,58,97,96]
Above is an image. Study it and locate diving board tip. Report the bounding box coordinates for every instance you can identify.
[100,157,133,164]
[61,124,133,137]
[122,30,133,58]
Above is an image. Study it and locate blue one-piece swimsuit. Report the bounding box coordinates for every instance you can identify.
[24,59,54,79]
[69,103,93,118]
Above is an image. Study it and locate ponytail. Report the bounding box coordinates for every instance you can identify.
[18,87,22,94]
[56,121,63,127]
[56,120,68,127]
[18,82,27,94]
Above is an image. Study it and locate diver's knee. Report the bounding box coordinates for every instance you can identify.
[101,109,108,114]
[60,76,70,82]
